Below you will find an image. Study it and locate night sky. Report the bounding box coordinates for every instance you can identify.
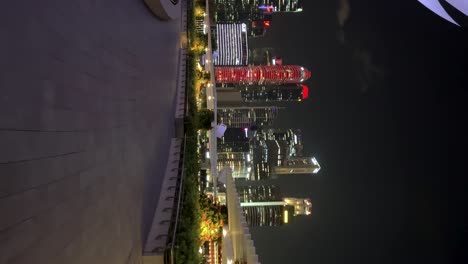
[249,1,468,263]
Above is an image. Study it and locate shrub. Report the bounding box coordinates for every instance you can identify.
[198,109,214,130]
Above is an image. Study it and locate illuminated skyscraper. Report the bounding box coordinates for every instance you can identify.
[217,128,252,179]
[217,106,282,128]
[257,0,304,12]
[251,128,304,180]
[238,184,285,227]
[214,23,249,66]
[215,65,311,85]
[283,197,312,216]
[236,184,312,226]
[240,84,309,103]
[273,156,321,175]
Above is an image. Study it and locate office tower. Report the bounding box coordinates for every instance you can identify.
[215,65,311,85]
[214,23,249,66]
[240,84,309,102]
[257,0,304,12]
[251,128,304,180]
[237,184,282,202]
[215,0,272,37]
[217,84,309,107]
[217,128,252,179]
[236,184,312,226]
[218,106,282,128]
[250,11,272,37]
[273,156,321,175]
[283,197,312,216]
[237,184,285,227]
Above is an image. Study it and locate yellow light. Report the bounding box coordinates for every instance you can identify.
[283,210,289,223]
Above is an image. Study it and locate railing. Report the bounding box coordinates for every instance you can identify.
[163,135,187,264]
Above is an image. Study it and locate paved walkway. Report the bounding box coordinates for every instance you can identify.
[0,1,181,264]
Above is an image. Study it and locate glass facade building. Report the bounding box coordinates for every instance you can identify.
[257,0,304,12]
[214,23,249,66]
[235,184,311,226]
[240,84,309,102]
[273,156,321,175]
[217,106,281,128]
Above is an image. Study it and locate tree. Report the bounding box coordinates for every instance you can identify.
[198,109,214,130]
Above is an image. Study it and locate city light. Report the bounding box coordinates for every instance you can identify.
[283,210,289,223]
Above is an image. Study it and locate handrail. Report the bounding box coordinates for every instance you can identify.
[169,134,186,249]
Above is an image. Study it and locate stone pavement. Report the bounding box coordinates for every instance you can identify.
[0,1,181,264]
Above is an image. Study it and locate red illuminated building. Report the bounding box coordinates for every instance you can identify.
[215,65,311,85]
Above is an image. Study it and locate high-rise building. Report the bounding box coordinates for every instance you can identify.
[236,184,311,226]
[251,128,304,180]
[214,23,249,66]
[217,152,252,179]
[218,106,282,128]
[217,128,252,179]
[237,184,282,202]
[240,84,309,102]
[273,156,321,175]
[283,197,312,216]
[217,84,309,106]
[215,65,311,85]
[257,0,304,12]
[237,184,286,227]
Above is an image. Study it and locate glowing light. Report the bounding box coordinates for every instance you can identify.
[244,127,248,137]
[283,210,289,223]
[223,229,228,237]
[302,84,309,99]
[294,135,298,144]
[311,157,319,166]
[247,154,251,162]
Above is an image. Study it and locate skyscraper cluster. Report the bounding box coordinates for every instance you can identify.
[208,0,316,228]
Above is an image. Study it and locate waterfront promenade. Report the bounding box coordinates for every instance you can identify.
[0,1,181,263]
